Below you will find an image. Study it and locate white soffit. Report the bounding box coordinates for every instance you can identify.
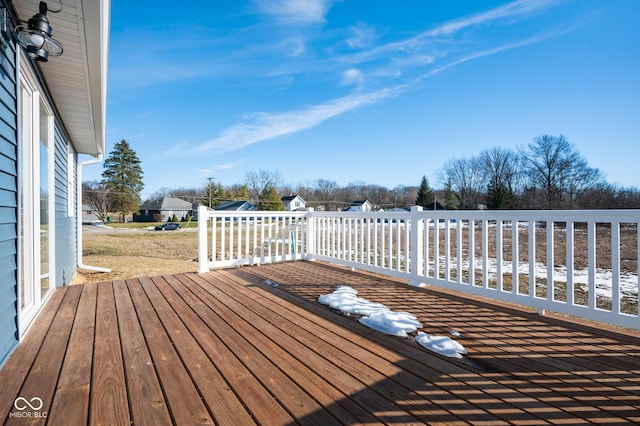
[14,0,109,156]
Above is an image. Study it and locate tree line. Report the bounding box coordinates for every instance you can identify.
[438,134,639,210]
[84,135,639,221]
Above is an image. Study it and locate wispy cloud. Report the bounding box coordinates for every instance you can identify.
[251,0,334,26]
[349,0,559,65]
[196,161,245,177]
[186,0,570,156]
[431,0,559,37]
[346,22,379,49]
[340,68,364,87]
[193,87,400,154]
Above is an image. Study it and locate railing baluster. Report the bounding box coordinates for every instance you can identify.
[456,219,463,284]
[434,218,440,279]
[566,221,574,305]
[512,220,518,294]
[482,219,488,289]
[528,220,535,298]
[547,220,554,302]
[497,219,503,291]
[427,219,432,278]
[612,221,621,314]
[444,219,451,281]
[588,221,596,309]
[221,218,226,262]
[468,219,474,286]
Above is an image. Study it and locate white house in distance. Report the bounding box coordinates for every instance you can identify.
[346,200,373,212]
[281,194,306,211]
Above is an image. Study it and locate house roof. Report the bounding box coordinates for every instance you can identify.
[214,201,256,211]
[14,0,110,157]
[140,197,193,211]
[281,194,305,203]
[350,200,370,206]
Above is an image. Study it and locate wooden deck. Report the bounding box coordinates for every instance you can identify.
[1,261,639,425]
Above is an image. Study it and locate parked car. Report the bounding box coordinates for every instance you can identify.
[155,222,181,231]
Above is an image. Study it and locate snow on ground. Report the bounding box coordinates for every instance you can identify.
[446,256,639,302]
[318,286,467,358]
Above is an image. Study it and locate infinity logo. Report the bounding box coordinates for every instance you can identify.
[14,397,43,411]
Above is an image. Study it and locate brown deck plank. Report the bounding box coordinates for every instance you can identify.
[47,283,97,426]
[143,275,256,425]
[172,273,407,425]
[221,269,560,425]
[2,261,640,425]
[208,272,528,423]
[0,287,66,421]
[231,261,640,424]
[6,285,82,425]
[90,281,130,425]
[156,273,295,426]
[162,274,339,425]
[188,271,467,424]
[126,277,214,425]
[112,279,172,425]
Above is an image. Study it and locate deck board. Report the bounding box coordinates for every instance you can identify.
[90,281,130,425]
[47,283,96,426]
[1,260,640,425]
[112,279,172,426]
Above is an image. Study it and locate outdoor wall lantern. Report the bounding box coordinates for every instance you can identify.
[1,1,63,62]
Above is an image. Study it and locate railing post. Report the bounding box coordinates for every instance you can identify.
[409,205,424,286]
[197,205,210,273]
[305,208,315,260]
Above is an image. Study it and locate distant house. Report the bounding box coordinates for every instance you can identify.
[214,200,256,211]
[135,197,194,222]
[281,195,306,211]
[346,200,373,212]
[82,205,102,224]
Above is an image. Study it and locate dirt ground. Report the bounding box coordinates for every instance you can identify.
[71,227,199,284]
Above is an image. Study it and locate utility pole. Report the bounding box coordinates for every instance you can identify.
[207,177,214,208]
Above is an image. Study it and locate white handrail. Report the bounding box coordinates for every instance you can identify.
[198,206,640,330]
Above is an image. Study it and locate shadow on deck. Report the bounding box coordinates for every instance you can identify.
[1,261,639,425]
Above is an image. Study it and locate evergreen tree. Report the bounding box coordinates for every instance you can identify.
[234,184,250,201]
[415,175,435,207]
[101,139,144,220]
[444,179,457,209]
[202,182,233,207]
[259,185,285,211]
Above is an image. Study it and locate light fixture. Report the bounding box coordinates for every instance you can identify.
[0,1,64,62]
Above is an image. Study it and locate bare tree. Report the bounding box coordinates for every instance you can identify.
[519,135,601,208]
[313,179,338,210]
[82,181,115,221]
[439,156,487,209]
[243,169,283,204]
[480,147,521,209]
[391,185,418,208]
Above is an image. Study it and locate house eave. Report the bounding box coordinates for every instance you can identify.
[14,0,110,156]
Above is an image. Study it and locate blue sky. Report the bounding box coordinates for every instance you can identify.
[98,0,640,200]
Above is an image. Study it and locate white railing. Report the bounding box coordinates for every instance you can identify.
[198,206,308,270]
[198,205,640,330]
